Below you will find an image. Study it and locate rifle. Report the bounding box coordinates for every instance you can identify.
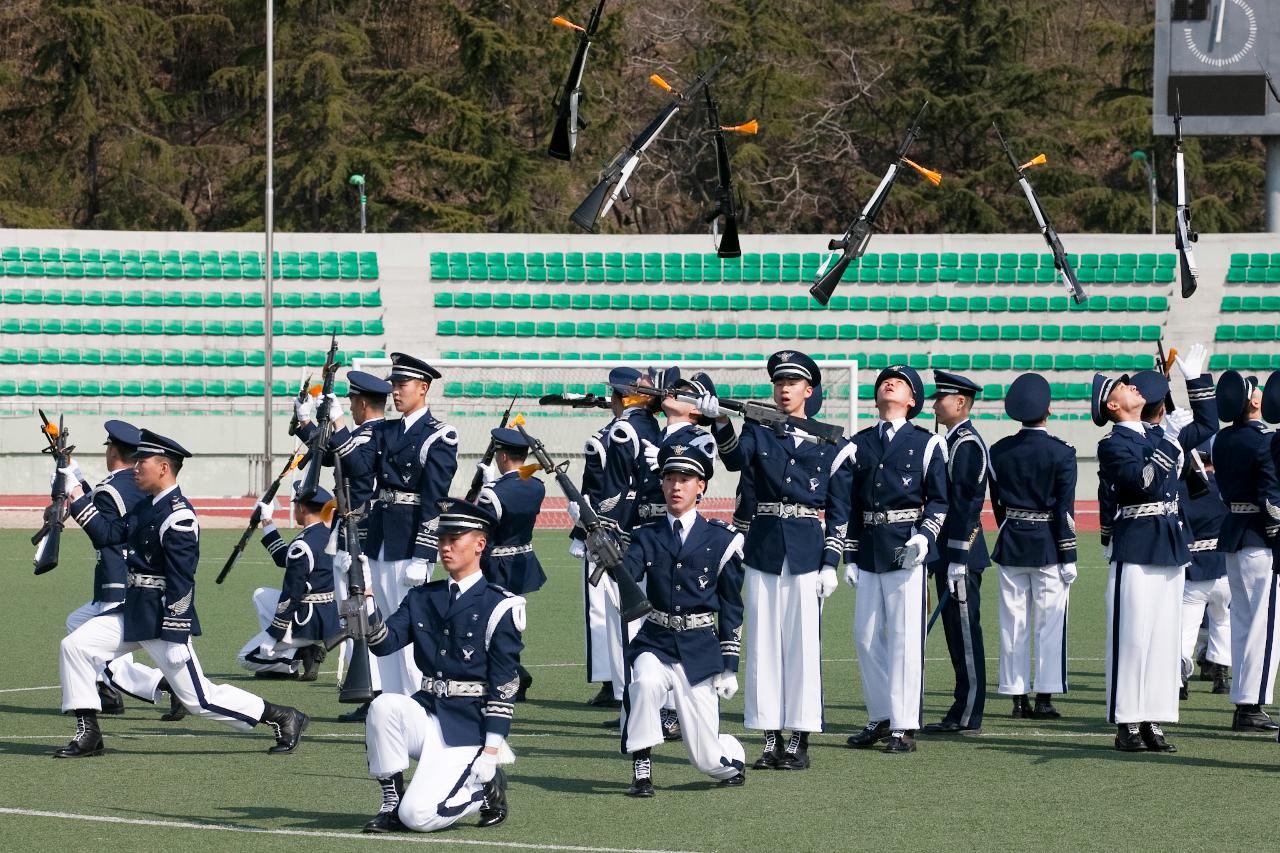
[810,102,940,305]
[703,85,757,258]
[548,0,606,161]
[1156,340,1209,499]
[539,392,612,409]
[298,330,340,499]
[1172,91,1199,299]
[1261,57,1280,104]
[216,449,306,584]
[571,55,726,232]
[323,452,376,704]
[623,383,845,446]
[32,410,75,575]
[993,123,1086,305]
[287,371,313,437]
[515,423,652,621]
[465,397,519,502]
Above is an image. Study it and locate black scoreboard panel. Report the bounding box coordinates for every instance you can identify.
[1168,74,1268,116]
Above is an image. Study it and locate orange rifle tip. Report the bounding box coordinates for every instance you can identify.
[649,74,674,93]
[510,413,527,427]
[1020,153,1048,170]
[721,119,759,135]
[307,384,323,397]
[903,157,942,186]
[43,423,60,436]
[517,462,540,480]
[551,15,584,31]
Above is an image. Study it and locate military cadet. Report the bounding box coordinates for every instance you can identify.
[361,498,523,833]
[644,369,719,470]
[317,352,460,698]
[475,427,546,700]
[299,369,391,716]
[987,374,1077,720]
[1213,370,1280,732]
[58,420,175,719]
[620,444,746,796]
[921,371,989,736]
[1093,373,1188,752]
[697,351,852,770]
[237,483,340,680]
[842,365,948,754]
[1180,447,1231,698]
[56,429,307,757]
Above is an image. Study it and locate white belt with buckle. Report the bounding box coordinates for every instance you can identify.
[646,610,715,631]
[1006,508,1053,522]
[1119,500,1179,519]
[378,489,421,506]
[127,573,166,590]
[637,504,667,519]
[302,591,335,604]
[862,508,923,526]
[1229,503,1261,514]
[419,677,485,698]
[1189,538,1219,552]
[758,502,820,519]
[489,543,533,558]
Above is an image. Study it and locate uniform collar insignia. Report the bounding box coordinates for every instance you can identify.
[778,351,794,362]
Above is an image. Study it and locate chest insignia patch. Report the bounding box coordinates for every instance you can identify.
[461,646,475,661]
[901,476,913,488]
[698,574,710,589]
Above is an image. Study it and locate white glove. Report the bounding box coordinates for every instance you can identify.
[817,567,838,599]
[403,558,430,587]
[844,564,860,587]
[256,500,274,525]
[161,642,191,667]
[58,460,82,492]
[696,391,721,419]
[1059,562,1078,586]
[475,458,500,485]
[642,440,660,473]
[1103,542,1114,563]
[568,538,586,559]
[322,392,344,422]
[470,749,499,785]
[902,533,929,568]
[712,671,739,700]
[946,562,967,594]
[258,638,285,658]
[1162,408,1193,441]
[1174,343,1206,381]
[294,394,316,422]
[566,501,581,526]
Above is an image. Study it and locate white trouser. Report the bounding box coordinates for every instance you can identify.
[1105,562,1183,724]
[61,611,265,729]
[996,564,1069,695]
[1225,548,1280,706]
[601,572,644,701]
[66,601,165,703]
[332,551,382,693]
[1181,576,1231,676]
[853,565,926,731]
[237,587,304,674]
[744,562,824,732]
[365,693,486,832]
[583,556,616,689]
[371,551,426,696]
[622,652,744,780]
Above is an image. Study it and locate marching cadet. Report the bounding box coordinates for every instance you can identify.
[1180,447,1232,698]
[921,370,989,736]
[62,420,177,720]
[237,483,340,680]
[475,427,546,700]
[1093,373,1188,752]
[843,365,948,754]
[56,429,308,757]
[299,370,392,713]
[698,351,852,771]
[987,374,1077,720]
[620,444,746,796]
[316,353,459,697]
[361,498,523,834]
[1213,370,1280,732]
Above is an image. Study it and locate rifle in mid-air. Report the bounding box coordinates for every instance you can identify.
[548,0,607,161]
[810,102,940,305]
[465,398,519,502]
[216,449,306,584]
[701,85,757,258]
[570,55,726,232]
[323,452,376,704]
[622,383,845,446]
[539,392,612,409]
[993,123,1086,305]
[32,411,77,575]
[297,330,340,499]
[1172,91,1199,299]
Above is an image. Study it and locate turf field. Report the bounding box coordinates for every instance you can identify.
[1,528,1275,853]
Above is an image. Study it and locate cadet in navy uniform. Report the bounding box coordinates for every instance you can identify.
[698,350,853,770]
[1093,374,1188,752]
[921,371,990,735]
[475,427,546,700]
[843,365,948,754]
[362,498,524,834]
[1180,448,1232,698]
[987,374,1077,719]
[61,420,168,717]
[620,444,747,796]
[237,483,340,680]
[316,353,460,697]
[1213,370,1280,731]
[56,429,307,757]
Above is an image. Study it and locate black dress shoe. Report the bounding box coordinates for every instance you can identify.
[1011,695,1034,718]
[752,731,782,769]
[717,771,746,787]
[298,645,325,682]
[1179,680,1189,701]
[1031,694,1061,719]
[1232,706,1280,732]
[477,769,508,827]
[1197,653,1213,682]
[847,719,891,748]
[363,772,405,834]
[515,668,533,702]
[254,669,298,680]
[260,702,309,753]
[776,732,810,769]
[881,731,917,753]
[1140,722,1176,753]
[1212,665,1231,695]
[627,753,655,797]
[921,720,981,735]
[338,700,372,723]
[362,810,404,833]
[97,682,125,715]
[159,689,188,722]
[660,708,682,742]
[1114,723,1148,752]
[589,682,622,708]
[54,712,103,758]
[601,716,620,729]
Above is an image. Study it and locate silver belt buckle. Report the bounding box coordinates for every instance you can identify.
[668,615,684,631]
[432,680,448,698]
[874,511,887,525]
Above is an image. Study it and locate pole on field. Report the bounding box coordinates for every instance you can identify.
[263,0,275,492]
[350,174,367,233]
[1130,150,1156,236]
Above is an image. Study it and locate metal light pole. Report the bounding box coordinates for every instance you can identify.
[1131,150,1156,235]
[349,174,367,233]
[263,0,275,491]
